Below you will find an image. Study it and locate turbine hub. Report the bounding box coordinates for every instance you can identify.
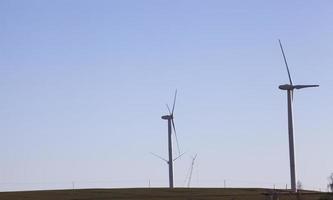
[279,84,294,90]
[161,115,172,120]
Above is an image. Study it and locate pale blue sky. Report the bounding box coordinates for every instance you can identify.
[1,0,333,191]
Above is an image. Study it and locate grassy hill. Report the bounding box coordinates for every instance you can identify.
[0,188,332,200]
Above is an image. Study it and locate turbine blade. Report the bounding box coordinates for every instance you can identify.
[294,85,319,89]
[173,152,185,162]
[171,118,181,156]
[171,90,177,115]
[291,90,294,102]
[150,152,168,163]
[279,40,293,85]
[166,104,172,115]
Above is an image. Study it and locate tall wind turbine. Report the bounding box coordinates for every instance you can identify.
[152,90,183,188]
[161,90,182,188]
[278,40,319,192]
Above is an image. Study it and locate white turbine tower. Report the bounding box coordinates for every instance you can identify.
[278,40,319,192]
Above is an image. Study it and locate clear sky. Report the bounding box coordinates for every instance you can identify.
[1,0,332,192]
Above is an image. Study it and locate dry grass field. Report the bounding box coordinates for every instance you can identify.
[0,188,332,200]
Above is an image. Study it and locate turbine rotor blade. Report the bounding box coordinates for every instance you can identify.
[166,104,172,115]
[150,152,168,163]
[291,90,294,102]
[294,85,319,89]
[171,90,177,115]
[171,118,181,156]
[279,39,293,85]
[193,154,198,160]
[173,152,185,162]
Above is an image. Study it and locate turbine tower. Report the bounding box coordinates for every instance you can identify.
[278,40,319,192]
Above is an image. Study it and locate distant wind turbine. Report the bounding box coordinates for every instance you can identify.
[186,154,197,188]
[278,40,319,192]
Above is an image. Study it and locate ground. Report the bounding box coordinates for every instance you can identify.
[0,188,332,200]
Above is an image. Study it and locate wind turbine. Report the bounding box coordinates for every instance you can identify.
[152,90,183,188]
[278,40,319,192]
[184,154,197,187]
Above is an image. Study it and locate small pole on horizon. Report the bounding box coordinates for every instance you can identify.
[224,180,226,188]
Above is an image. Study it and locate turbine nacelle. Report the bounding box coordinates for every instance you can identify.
[279,84,294,90]
[161,115,173,120]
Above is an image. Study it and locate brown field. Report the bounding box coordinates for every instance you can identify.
[0,188,332,200]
